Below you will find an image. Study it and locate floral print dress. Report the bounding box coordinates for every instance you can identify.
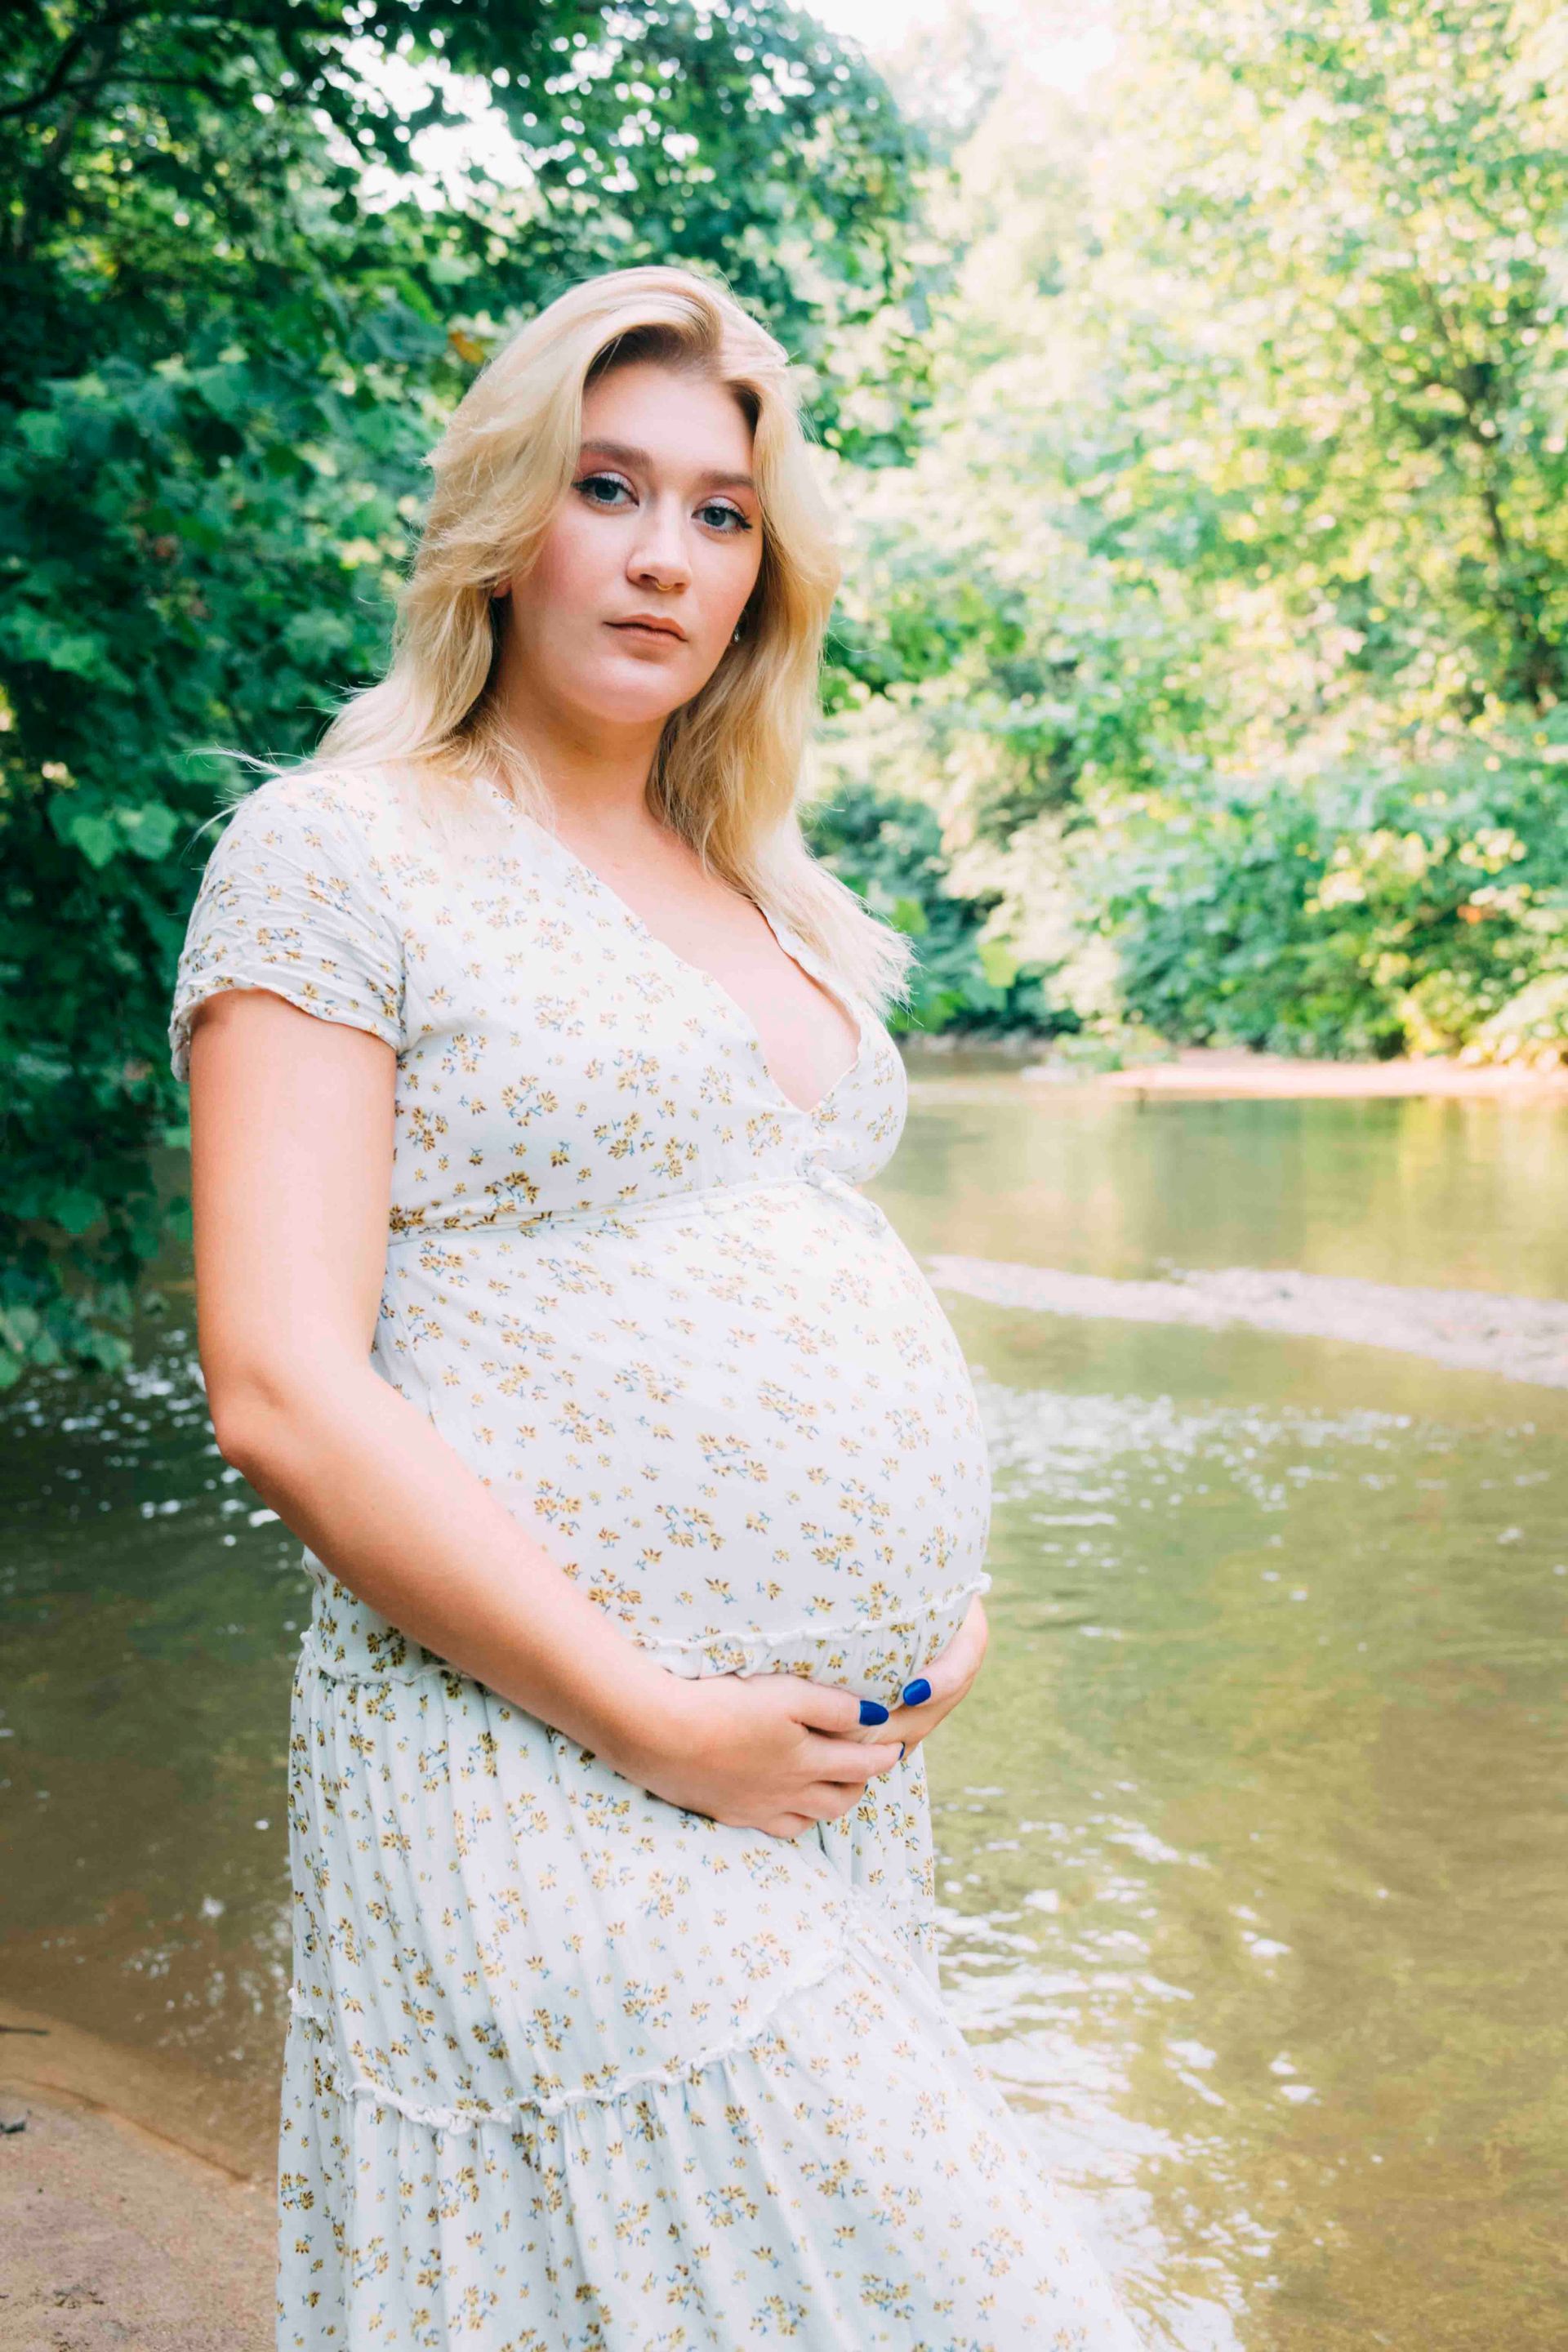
[169,764,1144,2351]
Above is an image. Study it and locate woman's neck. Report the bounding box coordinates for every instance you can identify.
[490,675,665,835]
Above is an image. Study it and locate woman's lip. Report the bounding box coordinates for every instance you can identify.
[607,621,684,642]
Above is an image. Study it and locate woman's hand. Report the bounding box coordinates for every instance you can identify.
[866,1592,990,1764]
[620,1672,906,1841]
[613,1592,990,1840]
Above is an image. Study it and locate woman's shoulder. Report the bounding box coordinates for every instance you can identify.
[216,758,501,875]
[209,760,403,854]
[194,764,454,927]
[170,764,412,1082]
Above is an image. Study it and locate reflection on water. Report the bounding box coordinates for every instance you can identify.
[4,1075,1566,2347]
[935,1372,1566,2350]
[0,1341,300,2168]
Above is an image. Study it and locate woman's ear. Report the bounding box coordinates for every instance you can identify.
[492,577,512,601]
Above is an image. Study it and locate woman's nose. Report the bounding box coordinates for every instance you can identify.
[628,501,693,590]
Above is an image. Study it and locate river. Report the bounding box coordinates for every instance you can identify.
[3,1064,1564,2349]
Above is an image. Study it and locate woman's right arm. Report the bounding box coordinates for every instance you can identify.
[187,983,903,1838]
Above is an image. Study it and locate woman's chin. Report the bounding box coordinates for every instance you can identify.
[570,669,710,728]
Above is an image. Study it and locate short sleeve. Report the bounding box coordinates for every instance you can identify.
[169,775,405,1083]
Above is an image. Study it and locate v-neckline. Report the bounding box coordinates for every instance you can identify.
[474,777,870,1123]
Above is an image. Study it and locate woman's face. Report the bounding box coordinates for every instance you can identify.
[497,358,765,733]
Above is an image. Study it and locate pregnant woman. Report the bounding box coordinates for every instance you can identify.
[172,264,1143,2349]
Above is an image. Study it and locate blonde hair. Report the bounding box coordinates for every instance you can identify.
[216,262,913,1015]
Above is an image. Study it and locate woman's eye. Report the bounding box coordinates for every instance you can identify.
[573,475,752,533]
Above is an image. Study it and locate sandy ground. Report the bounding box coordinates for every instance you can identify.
[1080,1045,1568,1098]
[0,2007,274,2351]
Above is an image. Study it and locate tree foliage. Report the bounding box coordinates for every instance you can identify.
[817,0,1568,1058]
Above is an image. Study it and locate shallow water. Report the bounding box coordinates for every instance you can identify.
[3,1074,1566,2346]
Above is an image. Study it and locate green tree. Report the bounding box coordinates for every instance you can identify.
[817,0,1568,1054]
[1096,0,1568,728]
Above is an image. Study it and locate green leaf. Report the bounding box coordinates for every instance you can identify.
[115,801,181,859]
[48,1188,106,1236]
[67,813,122,869]
[977,937,1019,990]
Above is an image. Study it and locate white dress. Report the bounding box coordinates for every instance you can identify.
[169,764,1144,2350]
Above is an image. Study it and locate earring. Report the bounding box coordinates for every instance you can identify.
[731,621,744,643]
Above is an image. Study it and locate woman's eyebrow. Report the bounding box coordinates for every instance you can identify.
[578,436,758,494]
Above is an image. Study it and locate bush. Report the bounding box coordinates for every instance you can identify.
[803,782,1069,1036]
[1080,754,1568,1061]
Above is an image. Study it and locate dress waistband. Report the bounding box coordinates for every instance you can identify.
[297,1571,990,1701]
[386,1160,886,1242]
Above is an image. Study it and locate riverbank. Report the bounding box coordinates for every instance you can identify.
[1069,1045,1568,1097]
[0,2002,273,2350]
[900,1033,1568,1098]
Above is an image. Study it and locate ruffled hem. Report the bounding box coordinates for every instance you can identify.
[284,1912,855,2127]
[276,1916,1146,2352]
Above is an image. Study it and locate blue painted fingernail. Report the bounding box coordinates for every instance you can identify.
[897,1742,906,1761]
[901,1677,931,1707]
[858,1697,889,1725]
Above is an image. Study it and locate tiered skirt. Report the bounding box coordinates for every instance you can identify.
[275,1583,1145,2349]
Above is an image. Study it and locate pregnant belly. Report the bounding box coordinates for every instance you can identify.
[364,1181,993,1705]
